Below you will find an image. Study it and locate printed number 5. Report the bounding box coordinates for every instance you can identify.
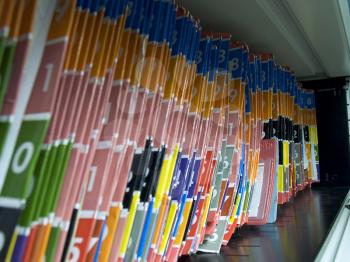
[68,237,83,262]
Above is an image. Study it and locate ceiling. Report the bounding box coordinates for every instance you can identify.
[176,0,350,80]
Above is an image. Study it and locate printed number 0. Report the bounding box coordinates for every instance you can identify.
[212,189,217,198]
[191,213,197,225]
[11,142,34,174]
[0,231,5,252]
[191,86,198,99]
[223,156,229,170]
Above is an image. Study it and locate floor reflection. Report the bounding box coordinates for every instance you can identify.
[179,186,349,262]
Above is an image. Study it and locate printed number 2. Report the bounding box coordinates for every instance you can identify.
[11,142,34,174]
[87,166,98,192]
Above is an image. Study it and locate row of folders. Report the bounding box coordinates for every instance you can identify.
[0,0,319,261]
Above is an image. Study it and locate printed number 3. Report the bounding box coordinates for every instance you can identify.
[218,50,225,64]
[196,50,203,65]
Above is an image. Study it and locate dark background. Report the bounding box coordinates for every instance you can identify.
[302,77,350,187]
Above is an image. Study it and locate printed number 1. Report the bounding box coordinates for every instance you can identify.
[87,166,98,192]
[43,63,54,92]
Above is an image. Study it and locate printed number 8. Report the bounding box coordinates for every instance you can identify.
[228,58,239,73]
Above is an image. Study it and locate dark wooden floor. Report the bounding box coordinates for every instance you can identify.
[179,186,349,262]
